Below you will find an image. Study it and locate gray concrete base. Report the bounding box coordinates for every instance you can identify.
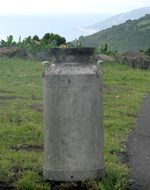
[43,167,105,181]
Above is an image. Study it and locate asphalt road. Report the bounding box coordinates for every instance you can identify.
[127,92,150,190]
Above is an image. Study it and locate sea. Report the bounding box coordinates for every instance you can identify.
[0,13,113,43]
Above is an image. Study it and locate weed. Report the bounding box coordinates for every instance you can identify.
[16,170,50,190]
[0,58,150,189]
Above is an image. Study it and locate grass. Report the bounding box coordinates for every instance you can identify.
[0,57,150,189]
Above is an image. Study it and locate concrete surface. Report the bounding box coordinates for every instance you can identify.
[127,92,150,190]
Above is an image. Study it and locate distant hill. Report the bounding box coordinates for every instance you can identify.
[75,7,150,34]
[77,14,150,53]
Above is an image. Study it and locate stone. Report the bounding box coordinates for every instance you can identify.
[0,46,28,58]
[121,51,150,69]
[95,54,116,63]
[113,54,123,63]
[27,52,35,61]
[35,51,50,61]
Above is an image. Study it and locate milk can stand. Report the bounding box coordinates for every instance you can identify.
[42,48,105,181]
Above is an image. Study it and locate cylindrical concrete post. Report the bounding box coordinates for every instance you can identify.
[42,48,105,181]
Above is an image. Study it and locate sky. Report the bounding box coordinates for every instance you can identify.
[1,0,150,15]
[0,0,150,42]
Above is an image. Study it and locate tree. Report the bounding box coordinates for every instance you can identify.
[42,33,66,46]
[42,33,51,44]
[33,35,40,41]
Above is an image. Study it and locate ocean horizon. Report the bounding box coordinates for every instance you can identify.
[0,13,113,43]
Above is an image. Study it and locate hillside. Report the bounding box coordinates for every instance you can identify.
[77,14,150,53]
[84,7,150,33]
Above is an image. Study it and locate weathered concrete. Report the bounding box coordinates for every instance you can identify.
[42,48,105,181]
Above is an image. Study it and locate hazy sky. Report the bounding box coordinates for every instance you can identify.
[1,0,150,15]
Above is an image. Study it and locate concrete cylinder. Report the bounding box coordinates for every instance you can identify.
[42,48,105,181]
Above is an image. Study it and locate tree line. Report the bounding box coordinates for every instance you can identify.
[0,33,67,54]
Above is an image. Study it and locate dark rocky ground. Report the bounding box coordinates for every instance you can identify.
[0,46,50,61]
[96,51,150,70]
[0,47,150,70]
[126,92,150,190]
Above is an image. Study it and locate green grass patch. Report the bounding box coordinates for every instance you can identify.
[0,57,150,189]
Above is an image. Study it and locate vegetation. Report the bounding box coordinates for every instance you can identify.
[0,33,84,56]
[0,57,150,189]
[140,47,150,56]
[42,33,66,46]
[76,14,150,53]
[94,43,119,56]
[0,33,67,55]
